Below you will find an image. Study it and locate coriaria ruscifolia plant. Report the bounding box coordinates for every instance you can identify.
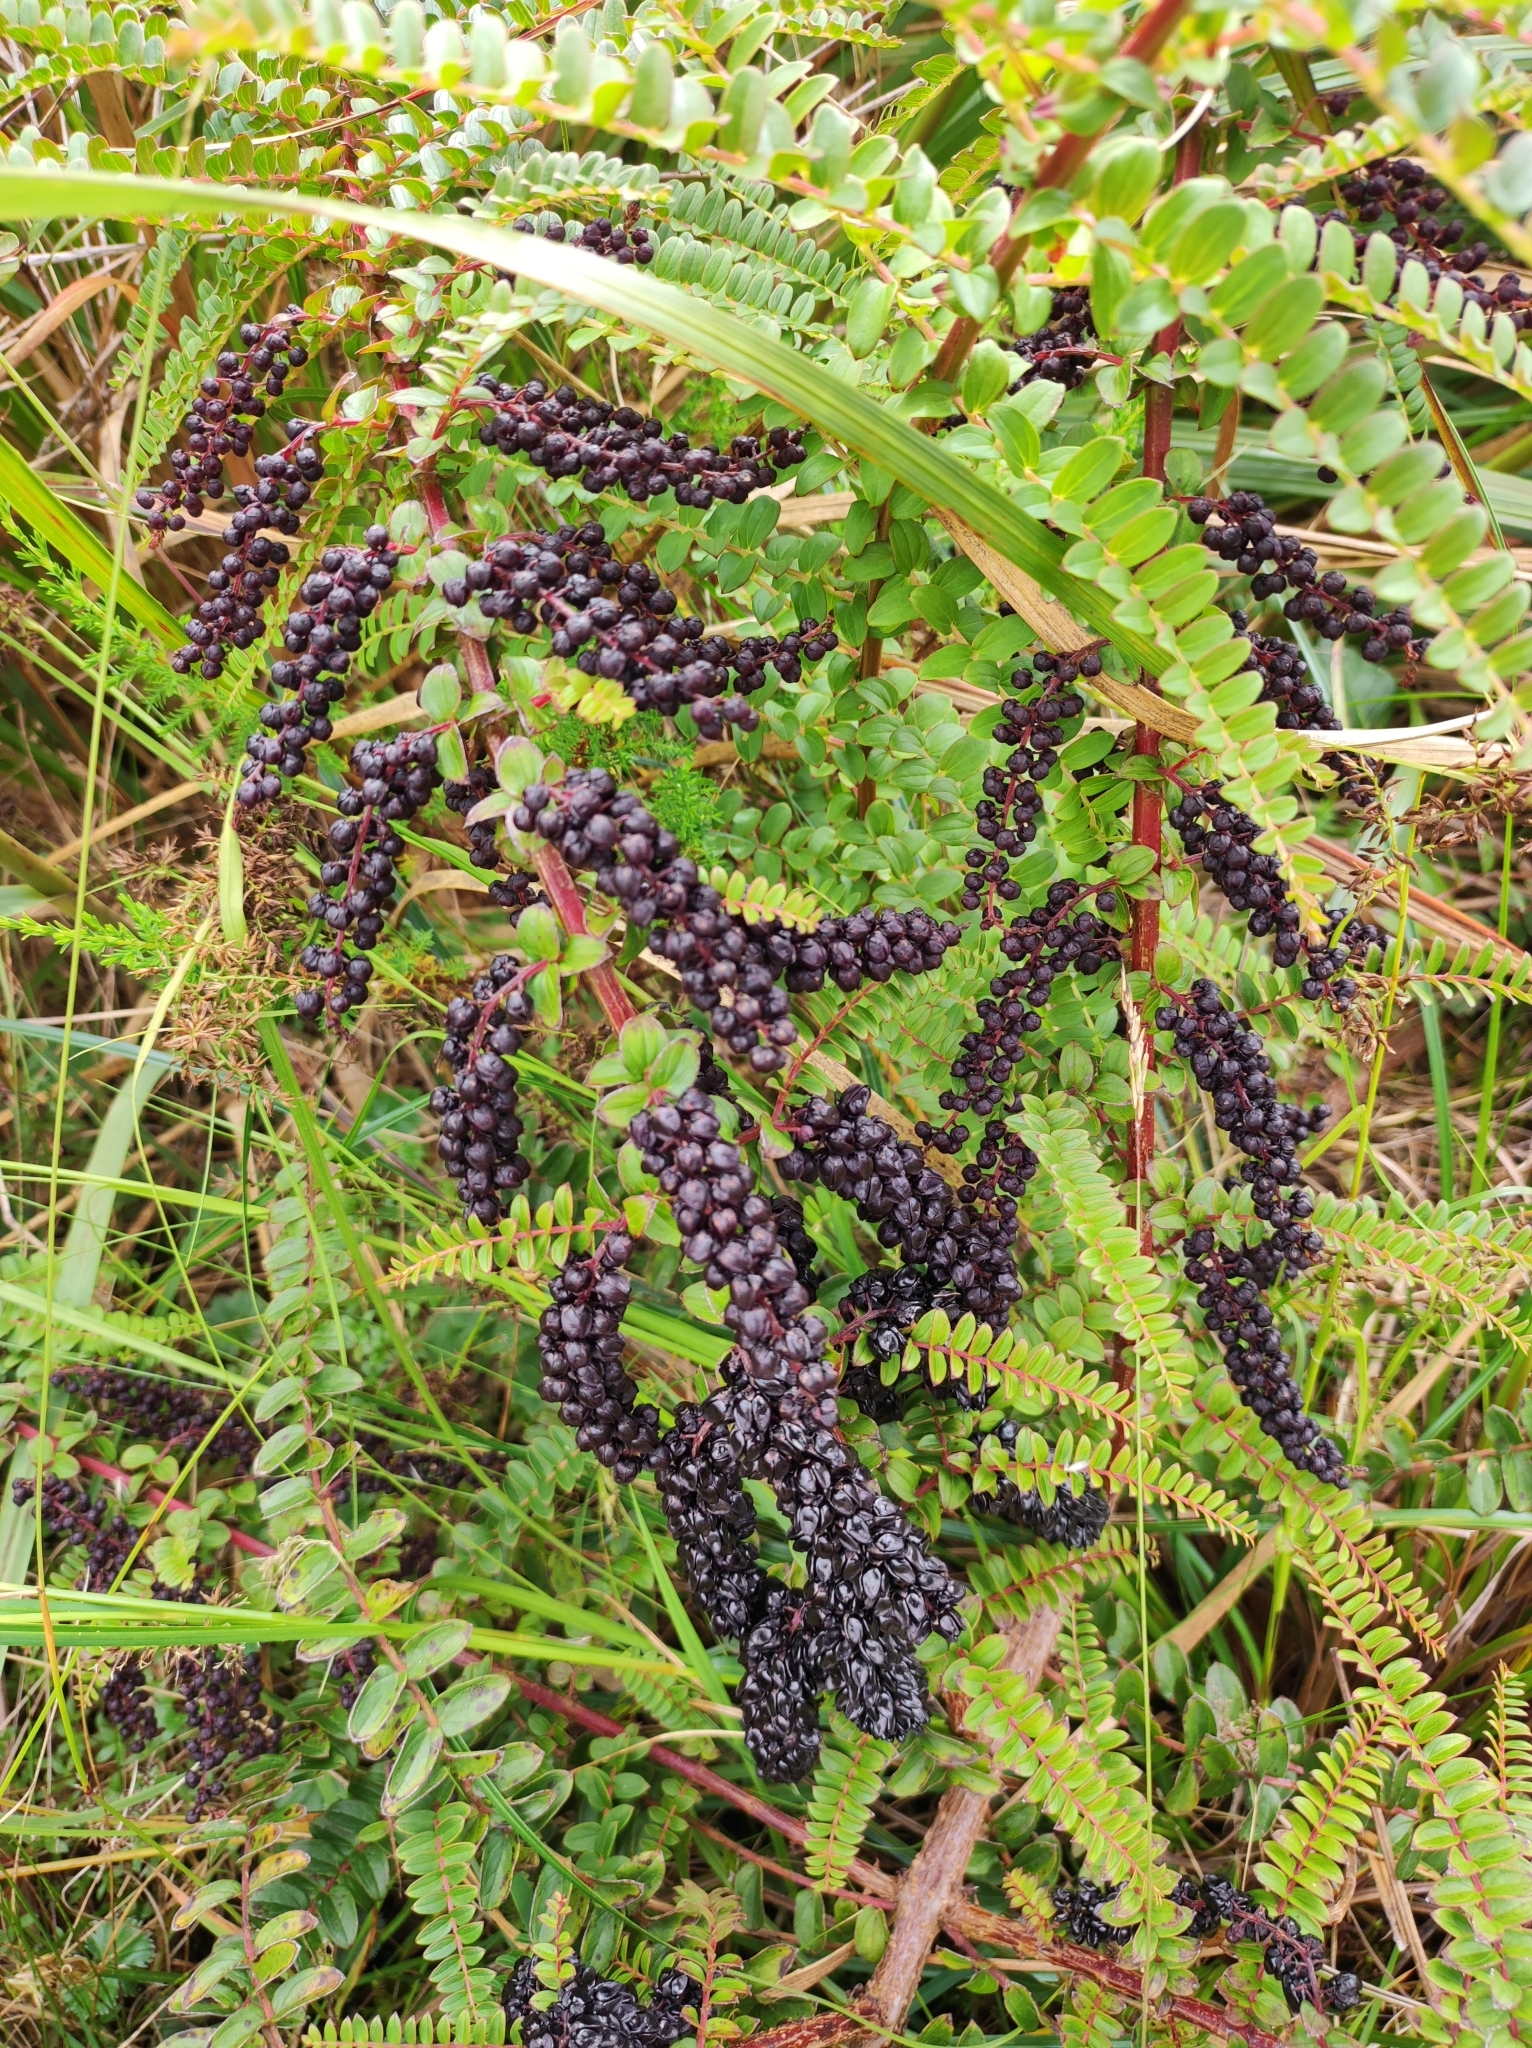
[238,529,399,810]
[1158,982,1347,1485]
[431,952,534,1224]
[441,519,835,739]
[294,731,441,1024]
[1171,1876,1363,2016]
[473,376,807,510]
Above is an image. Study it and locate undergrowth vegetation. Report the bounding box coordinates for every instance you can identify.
[2,0,1532,2044]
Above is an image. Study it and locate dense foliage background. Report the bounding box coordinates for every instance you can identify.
[1,0,1532,2043]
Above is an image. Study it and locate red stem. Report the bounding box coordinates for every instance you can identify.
[931,0,1192,387]
[16,1422,275,1558]
[411,452,635,1033]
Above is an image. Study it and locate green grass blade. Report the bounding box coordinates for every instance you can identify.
[0,431,179,644]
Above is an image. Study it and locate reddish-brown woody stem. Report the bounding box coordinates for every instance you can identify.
[931,0,1192,388]
[412,451,635,1033]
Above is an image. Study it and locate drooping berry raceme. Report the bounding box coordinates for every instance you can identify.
[175,1645,281,1819]
[651,1399,771,1640]
[630,1090,965,1771]
[59,1362,262,1465]
[170,420,323,689]
[1166,785,1383,1004]
[431,953,534,1225]
[1171,1875,1362,2015]
[239,527,399,810]
[503,1954,698,2048]
[781,1087,1027,1328]
[514,768,958,1072]
[137,307,311,544]
[1186,493,1427,659]
[102,1655,158,1751]
[294,732,441,1025]
[473,377,806,510]
[14,1475,139,1589]
[1157,982,1347,1485]
[537,1231,661,1485]
[510,208,656,265]
[441,519,835,740]
[1326,157,1491,271]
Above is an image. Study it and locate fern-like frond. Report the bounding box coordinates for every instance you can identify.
[1255,1702,1388,1931]
[1195,1401,1443,1650]
[803,1714,892,1893]
[956,1652,1179,1950]
[396,1802,497,2023]
[1490,1667,1532,1856]
[910,1312,1129,1426]
[1018,1099,1197,1402]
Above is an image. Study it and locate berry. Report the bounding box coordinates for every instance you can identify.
[441,519,834,741]
[1171,1875,1360,2015]
[1158,982,1347,1485]
[294,731,441,1023]
[475,376,806,512]
[1167,783,1384,997]
[432,953,534,1225]
[239,530,399,810]
[537,1230,659,1484]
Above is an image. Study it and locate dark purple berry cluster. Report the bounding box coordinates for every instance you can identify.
[14,1475,137,1588]
[960,677,1090,921]
[1157,982,1346,1484]
[631,1090,964,1773]
[511,208,655,265]
[1167,786,1383,1001]
[1054,1879,1134,1949]
[440,757,548,909]
[982,1429,1111,1547]
[652,1400,766,1639]
[515,768,958,1072]
[175,1646,281,1818]
[441,519,834,740]
[1187,493,1426,658]
[295,732,440,1024]
[1326,158,1490,270]
[59,1362,261,1465]
[102,1655,158,1751]
[1227,618,1341,734]
[473,376,806,509]
[443,761,505,871]
[431,953,533,1224]
[1171,1875,1362,2015]
[781,1086,1027,1327]
[502,1955,697,2048]
[239,528,399,810]
[537,1230,660,1485]
[138,307,310,543]
[1006,287,1101,389]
